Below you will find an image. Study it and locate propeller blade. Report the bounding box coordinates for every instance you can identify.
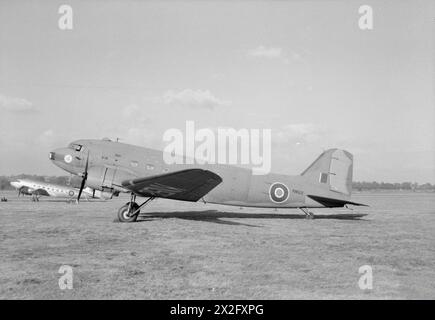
[77,151,90,203]
[77,176,86,202]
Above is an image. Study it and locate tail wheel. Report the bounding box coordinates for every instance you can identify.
[118,202,140,222]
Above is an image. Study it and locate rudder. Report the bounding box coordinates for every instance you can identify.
[301,149,353,196]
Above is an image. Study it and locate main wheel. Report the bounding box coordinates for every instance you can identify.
[118,202,140,222]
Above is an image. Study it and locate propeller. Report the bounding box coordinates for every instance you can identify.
[77,151,90,203]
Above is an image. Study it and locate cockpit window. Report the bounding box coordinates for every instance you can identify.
[68,143,83,151]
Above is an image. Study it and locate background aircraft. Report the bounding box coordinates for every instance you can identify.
[10,178,113,201]
[49,139,366,222]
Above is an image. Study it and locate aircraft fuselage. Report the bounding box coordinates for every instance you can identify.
[49,139,351,208]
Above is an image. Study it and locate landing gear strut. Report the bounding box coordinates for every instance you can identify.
[117,194,155,223]
[299,207,314,219]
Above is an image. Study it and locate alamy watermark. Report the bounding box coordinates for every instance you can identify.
[163,121,271,175]
[58,5,73,30]
[58,265,73,290]
[358,5,373,30]
[358,265,373,290]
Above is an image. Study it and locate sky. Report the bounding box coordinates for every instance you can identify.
[0,0,434,183]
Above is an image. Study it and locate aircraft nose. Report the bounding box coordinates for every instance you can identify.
[49,148,69,162]
[49,147,81,175]
[49,148,71,168]
[10,181,20,188]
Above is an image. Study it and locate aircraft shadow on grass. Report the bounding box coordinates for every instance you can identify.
[136,209,368,227]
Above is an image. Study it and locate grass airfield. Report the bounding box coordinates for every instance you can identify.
[0,191,434,299]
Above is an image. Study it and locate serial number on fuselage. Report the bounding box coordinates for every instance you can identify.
[292,189,304,195]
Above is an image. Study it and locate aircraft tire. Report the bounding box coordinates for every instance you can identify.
[118,202,140,222]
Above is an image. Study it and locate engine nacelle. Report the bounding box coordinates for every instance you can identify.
[19,186,34,195]
[93,189,118,200]
[83,186,118,200]
[85,166,136,194]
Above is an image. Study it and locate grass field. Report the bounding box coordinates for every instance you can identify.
[0,190,434,299]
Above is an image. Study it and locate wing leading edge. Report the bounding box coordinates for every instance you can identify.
[121,169,222,202]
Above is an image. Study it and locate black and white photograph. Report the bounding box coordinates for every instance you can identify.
[0,0,434,306]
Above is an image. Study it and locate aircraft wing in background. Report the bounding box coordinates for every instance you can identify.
[31,188,51,197]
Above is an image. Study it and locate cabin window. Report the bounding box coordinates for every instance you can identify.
[319,173,328,184]
[146,164,154,170]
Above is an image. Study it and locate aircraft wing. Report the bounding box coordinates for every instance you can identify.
[307,194,368,207]
[121,169,222,201]
[31,188,51,196]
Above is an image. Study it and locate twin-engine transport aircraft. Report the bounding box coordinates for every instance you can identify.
[10,179,113,201]
[49,139,367,222]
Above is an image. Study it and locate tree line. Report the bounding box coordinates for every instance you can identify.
[352,181,434,191]
[0,174,434,191]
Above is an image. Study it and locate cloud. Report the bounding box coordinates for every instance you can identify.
[274,123,323,145]
[36,129,55,146]
[122,104,139,118]
[152,89,231,110]
[247,46,310,66]
[116,105,160,147]
[211,73,226,80]
[122,104,150,121]
[0,93,37,113]
[247,46,283,59]
[123,127,163,149]
[36,129,73,149]
[121,104,154,131]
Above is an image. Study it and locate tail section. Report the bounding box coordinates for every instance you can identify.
[301,149,353,196]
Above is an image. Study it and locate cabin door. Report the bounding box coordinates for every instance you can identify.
[101,167,118,188]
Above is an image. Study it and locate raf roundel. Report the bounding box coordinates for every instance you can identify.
[68,190,75,197]
[269,182,289,203]
[64,154,73,163]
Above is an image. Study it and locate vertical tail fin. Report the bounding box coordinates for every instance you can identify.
[301,149,353,196]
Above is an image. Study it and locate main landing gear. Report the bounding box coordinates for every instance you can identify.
[117,194,155,223]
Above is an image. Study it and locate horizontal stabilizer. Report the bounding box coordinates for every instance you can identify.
[122,169,222,202]
[307,194,368,208]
